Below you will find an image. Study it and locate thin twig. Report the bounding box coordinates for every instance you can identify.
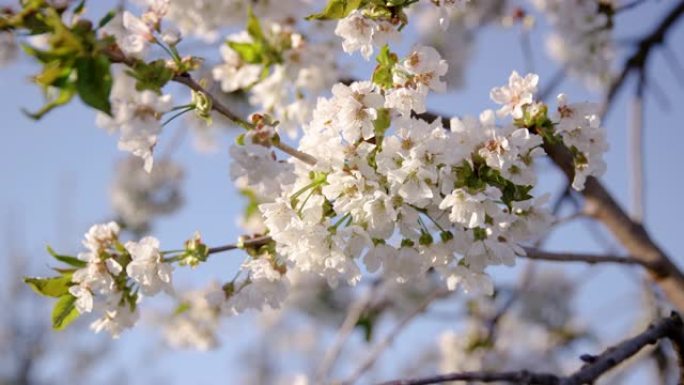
[614,0,650,14]
[521,248,666,274]
[602,0,684,118]
[272,141,317,165]
[175,74,317,165]
[316,284,381,382]
[340,289,450,385]
[206,235,272,255]
[103,48,317,166]
[629,75,646,222]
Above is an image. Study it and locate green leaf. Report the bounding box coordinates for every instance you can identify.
[227,41,264,64]
[23,86,76,120]
[373,107,391,136]
[306,0,363,20]
[75,55,112,115]
[24,276,72,297]
[125,59,174,93]
[372,45,397,89]
[21,43,65,63]
[73,0,87,15]
[97,9,117,29]
[246,6,266,43]
[355,309,380,342]
[52,294,80,330]
[47,245,87,268]
[173,302,190,315]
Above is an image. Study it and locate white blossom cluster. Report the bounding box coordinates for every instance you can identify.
[67,222,173,338]
[161,0,315,42]
[334,10,399,60]
[16,0,615,346]
[213,23,337,137]
[96,70,173,172]
[111,157,184,232]
[159,238,295,348]
[553,93,609,190]
[530,0,614,87]
[118,0,173,57]
[236,52,603,295]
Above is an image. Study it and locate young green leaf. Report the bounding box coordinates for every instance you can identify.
[47,245,87,268]
[246,6,266,43]
[23,86,76,120]
[97,9,117,29]
[52,294,80,330]
[73,0,87,15]
[227,41,264,64]
[125,60,174,93]
[306,0,363,20]
[24,276,72,297]
[372,45,398,89]
[75,55,113,115]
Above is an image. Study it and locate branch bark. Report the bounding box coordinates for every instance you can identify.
[103,48,317,166]
[377,371,560,385]
[522,248,666,273]
[602,0,684,118]
[542,137,684,313]
[376,312,684,385]
[206,235,271,255]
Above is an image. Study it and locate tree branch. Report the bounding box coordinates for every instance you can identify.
[602,0,684,118]
[522,248,666,273]
[562,312,683,385]
[103,47,317,166]
[316,284,380,383]
[173,73,317,165]
[540,135,684,312]
[206,235,271,255]
[377,371,560,385]
[376,312,684,385]
[341,289,450,385]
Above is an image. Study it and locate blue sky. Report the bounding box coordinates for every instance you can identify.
[2,1,684,384]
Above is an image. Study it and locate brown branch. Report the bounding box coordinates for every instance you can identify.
[206,235,272,255]
[103,47,317,166]
[377,371,561,385]
[171,73,252,129]
[376,313,684,385]
[562,312,683,385]
[173,73,317,165]
[628,74,646,222]
[521,248,666,273]
[540,136,684,312]
[316,284,381,383]
[669,321,684,385]
[602,0,684,118]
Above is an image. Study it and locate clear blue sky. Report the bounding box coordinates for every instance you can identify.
[2,1,684,384]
